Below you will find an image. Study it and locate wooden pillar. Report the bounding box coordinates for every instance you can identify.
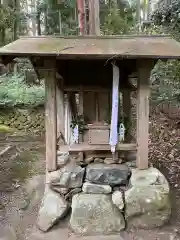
[122,89,131,143]
[56,79,65,140]
[45,60,57,172]
[136,60,153,170]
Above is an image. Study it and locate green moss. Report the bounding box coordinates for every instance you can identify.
[0,124,14,133]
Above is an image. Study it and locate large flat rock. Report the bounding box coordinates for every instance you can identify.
[37,188,69,232]
[113,167,171,229]
[86,163,131,186]
[70,193,125,235]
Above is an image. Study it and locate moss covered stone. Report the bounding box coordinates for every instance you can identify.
[122,167,171,229]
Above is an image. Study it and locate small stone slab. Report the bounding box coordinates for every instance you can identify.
[94,158,104,163]
[50,163,85,189]
[86,163,131,186]
[104,158,117,165]
[70,193,125,235]
[57,152,69,167]
[37,188,69,232]
[82,182,112,194]
[112,191,124,210]
[84,157,94,164]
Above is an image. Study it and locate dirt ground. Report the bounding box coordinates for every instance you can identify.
[1,135,180,240]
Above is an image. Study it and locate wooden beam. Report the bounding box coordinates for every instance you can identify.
[58,143,136,153]
[45,60,57,172]
[136,60,153,170]
[64,86,136,92]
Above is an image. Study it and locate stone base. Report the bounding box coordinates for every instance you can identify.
[37,152,171,235]
[70,194,125,235]
[113,167,171,229]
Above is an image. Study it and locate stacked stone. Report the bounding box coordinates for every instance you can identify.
[37,152,171,236]
[70,162,131,235]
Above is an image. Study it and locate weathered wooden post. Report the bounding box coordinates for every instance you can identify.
[136,60,153,169]
[44,59,57,172]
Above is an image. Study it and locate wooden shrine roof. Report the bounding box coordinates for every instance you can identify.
[0,35,180,60]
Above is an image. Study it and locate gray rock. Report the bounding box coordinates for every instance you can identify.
[86,163,131,186]
[51,186,69,195]
[104,158,117,165]
[0,226,17,240]
[126,160,136,169]
[70,193,125,235]
[37,188,69,232]
[82,182,112,194]
[75,152,84,165]
[126,160,152,169]
[94,157,104,163]
[112,191,124,210]
[125,168,171,228]
[57,152,69,167]
[65,188,82,200]
[130,167,168,187]
[84,157,94,164]
[49,162,85,189]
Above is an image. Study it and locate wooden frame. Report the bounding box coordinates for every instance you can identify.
[42,57,155,171]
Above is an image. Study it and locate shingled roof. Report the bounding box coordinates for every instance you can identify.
[0,35,180,60]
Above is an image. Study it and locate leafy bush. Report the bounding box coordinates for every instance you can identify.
[151,60,180,103]
[0,75,45,107]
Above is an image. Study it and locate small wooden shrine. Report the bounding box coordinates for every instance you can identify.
[1,35,180,172]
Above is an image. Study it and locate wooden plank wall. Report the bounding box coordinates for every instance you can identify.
[83,92,110,124]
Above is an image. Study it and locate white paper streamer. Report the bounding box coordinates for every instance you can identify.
[109,63,119,154]
[119,123,125,142]
[72,124,79,144]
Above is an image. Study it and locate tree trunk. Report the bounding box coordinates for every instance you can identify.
[0,28,5,46]
[13,0,20,40]
[77,0,86,35]
[136,0,141,32]
[88,0,100,35]
[37,13,41,35]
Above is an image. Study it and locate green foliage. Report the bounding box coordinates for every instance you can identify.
[150,1,180,103]
[0,4,15,29]
[151,60,180,102]
[151,0,180,26]
[102,7,129,34]
[0,75,45,107]
[102,1,135,35]
[0,124,14,133]
[151,0,180,40]
[41,0,78,35]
